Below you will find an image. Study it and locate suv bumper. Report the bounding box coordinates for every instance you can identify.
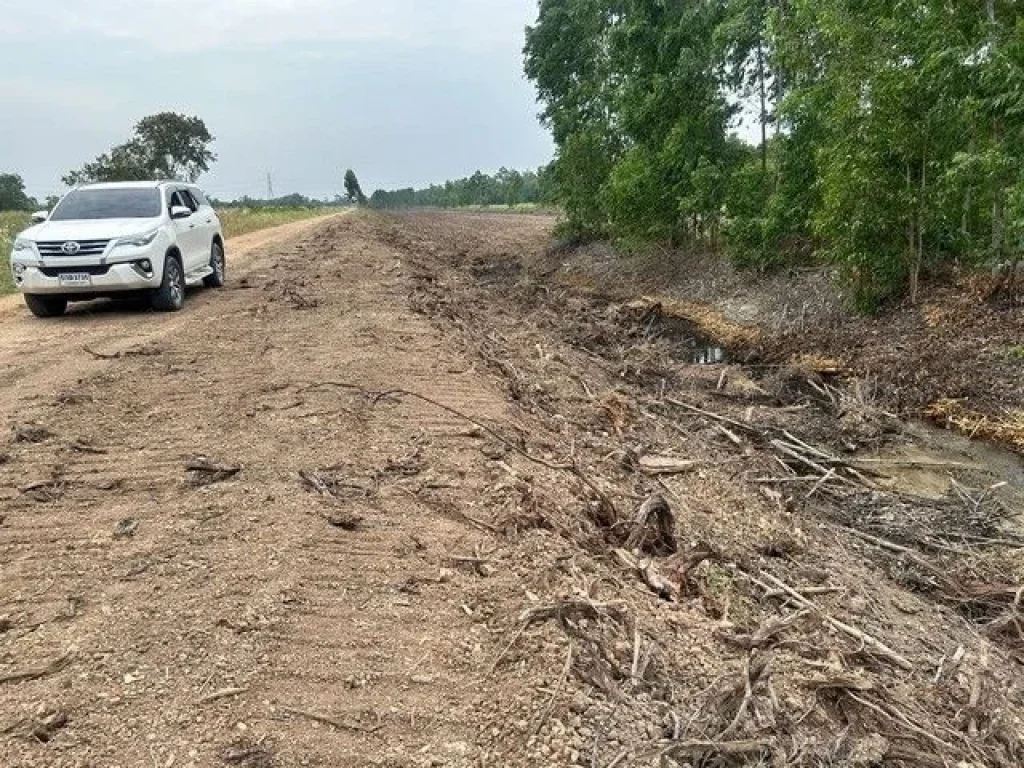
[12,262,161,295]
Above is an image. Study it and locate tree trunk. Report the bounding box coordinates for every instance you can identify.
[987,1,1004,263]
[907,160,918,303]
[913,151,926,305]
[757,6,768,177]
[962,135,974,247]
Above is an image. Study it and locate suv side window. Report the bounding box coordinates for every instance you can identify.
[168,190,187,213]
[178,189,200,212]
[190,189,210,208]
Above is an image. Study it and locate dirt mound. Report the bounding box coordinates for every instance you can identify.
[373,209,1024,766]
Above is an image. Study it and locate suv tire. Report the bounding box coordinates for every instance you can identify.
[151,254,185,312]
[24,294,68,318]
[203,241,226,288]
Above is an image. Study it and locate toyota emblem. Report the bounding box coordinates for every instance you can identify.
[61,241,81,255]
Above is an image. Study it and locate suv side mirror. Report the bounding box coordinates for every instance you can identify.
[31,210,49,223]
[170,205,192,220]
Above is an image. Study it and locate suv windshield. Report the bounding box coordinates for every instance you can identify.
[50,188,162,221]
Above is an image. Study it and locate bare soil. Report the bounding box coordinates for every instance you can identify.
[2,210,1023,767]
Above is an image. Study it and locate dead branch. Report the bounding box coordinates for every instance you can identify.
[636,455,698,476]
[832,524,952,585]
[519,598,627,627]
[624,493,677,555]
[198,686,248,704]
[744,571,914,671]
[0,653,72,685]
[534,643,573,736]
[487,623,528,677]
[185,457,241,487]
[664,397,760,435]
[299,470,334,496]
[726,609,815,650]
[845,691,958,755]
[279,705,378,733]
[83,345,161,360]
[717,653,760,739]
[68,440,108,455]
[614,549,679,601]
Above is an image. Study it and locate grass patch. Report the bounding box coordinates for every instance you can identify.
[1,211,31,296]
[461,203,559,215]
[217,207,337,239]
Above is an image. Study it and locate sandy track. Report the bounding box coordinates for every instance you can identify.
[0,215,344,417]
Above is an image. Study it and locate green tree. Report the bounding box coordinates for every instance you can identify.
[344,169,368,206]
[525,0,1024,309]
[64,113,216,186]
[0,173,33,211]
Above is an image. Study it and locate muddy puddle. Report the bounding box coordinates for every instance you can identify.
[864,420,1024,521]
[691,344,728,365]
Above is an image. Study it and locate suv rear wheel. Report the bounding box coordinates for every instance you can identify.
[151,254,185,312]
[24,294,68,318]
[203,241,225,288]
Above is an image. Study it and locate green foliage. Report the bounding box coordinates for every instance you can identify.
[1,210,33,295]
[211,192,343,209]
[216,207,332,239]
[525,0,1024,310]
[0,173,34,211]
[344,169,368,206]
[369,168,548,210]
[64,113,216,185]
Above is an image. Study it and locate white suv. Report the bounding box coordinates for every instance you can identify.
[9,181,225,317]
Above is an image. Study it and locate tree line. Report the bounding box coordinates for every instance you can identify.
[525,0,1024,309]
[0,116,368,213]
[0,174,51,212]
[369,168,551,209]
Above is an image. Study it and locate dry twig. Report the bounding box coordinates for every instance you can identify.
[0,653,72,685]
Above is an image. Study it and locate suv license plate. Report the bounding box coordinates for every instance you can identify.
[58,273,92,287]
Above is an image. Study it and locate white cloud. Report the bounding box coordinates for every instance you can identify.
[1,0,535,52]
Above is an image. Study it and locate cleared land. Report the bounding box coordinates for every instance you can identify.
[1,211,1023,767]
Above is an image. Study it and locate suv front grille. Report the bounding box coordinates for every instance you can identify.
[37,239,111,257]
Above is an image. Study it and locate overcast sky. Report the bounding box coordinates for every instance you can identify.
[0,0,555,201]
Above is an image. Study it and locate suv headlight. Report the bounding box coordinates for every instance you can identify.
[116,230,160,248]
[12,237,34,254]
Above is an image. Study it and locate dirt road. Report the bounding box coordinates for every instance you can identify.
[2,211,1023,767]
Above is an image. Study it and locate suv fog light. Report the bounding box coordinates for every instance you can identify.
[131,259,154,278]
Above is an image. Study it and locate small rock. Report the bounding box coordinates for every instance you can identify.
[114,518,139,538]
[848,733,890,765]
[13,424,54,444]
[443,741,469,756]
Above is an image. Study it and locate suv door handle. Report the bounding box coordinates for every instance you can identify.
[205,219,212,224]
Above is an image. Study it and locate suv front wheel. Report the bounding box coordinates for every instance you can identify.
[203,241,225,288]
[151,254,185,312]
[24,294,68,318]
